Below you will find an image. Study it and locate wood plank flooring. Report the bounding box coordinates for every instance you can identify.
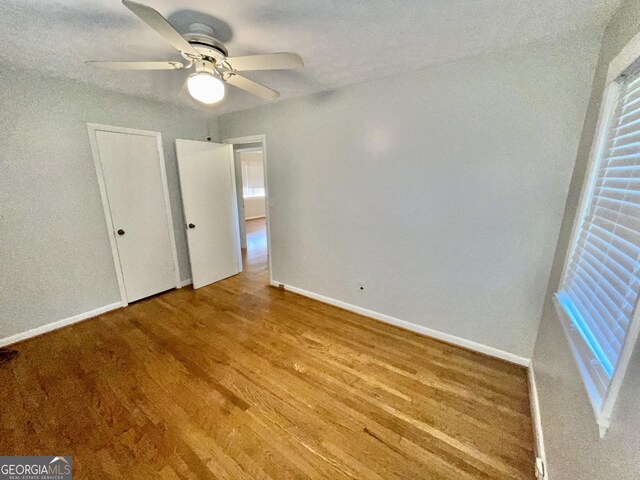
[0,219,535,479]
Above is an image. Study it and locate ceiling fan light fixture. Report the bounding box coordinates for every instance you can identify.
[187,72,225,104]
[86,2,303,103]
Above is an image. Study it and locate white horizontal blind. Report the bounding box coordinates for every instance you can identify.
[557,67,640,407]
[241,160,265,197]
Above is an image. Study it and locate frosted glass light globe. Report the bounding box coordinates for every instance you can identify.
[187,72,225,104]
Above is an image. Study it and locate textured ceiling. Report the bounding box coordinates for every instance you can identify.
[0,0,620,113]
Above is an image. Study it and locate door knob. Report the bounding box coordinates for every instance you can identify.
[188,223,196,229]
[117,229,125,236]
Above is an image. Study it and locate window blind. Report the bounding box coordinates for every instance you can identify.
[557,66,640,409]
[241,160,265,197]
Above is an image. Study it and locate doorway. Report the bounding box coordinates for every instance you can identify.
[225,135,271,280]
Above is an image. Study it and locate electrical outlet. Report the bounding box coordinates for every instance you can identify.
[358,281,365,292]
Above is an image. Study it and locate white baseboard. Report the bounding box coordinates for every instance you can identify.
[528,363,548,479]
[2,280,193,347]
[0,302,123,348]
[271,280,531,367]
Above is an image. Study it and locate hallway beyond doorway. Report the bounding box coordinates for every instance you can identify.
[244,217,267,271]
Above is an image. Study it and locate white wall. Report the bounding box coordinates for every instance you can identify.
[217,31,602,358]
[532,1,640,478]
[0,66,213,341]
[244,197,266,220]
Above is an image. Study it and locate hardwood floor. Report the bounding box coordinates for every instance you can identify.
[0,218,535,479]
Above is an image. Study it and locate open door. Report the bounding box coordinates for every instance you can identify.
[176,139,242,289]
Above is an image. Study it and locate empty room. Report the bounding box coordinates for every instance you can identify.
[2,0,640,478]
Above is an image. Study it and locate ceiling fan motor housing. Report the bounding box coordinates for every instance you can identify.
[193,58,217,76]
[182,23,228,64]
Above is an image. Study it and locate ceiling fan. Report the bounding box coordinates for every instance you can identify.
[86,0,304,105]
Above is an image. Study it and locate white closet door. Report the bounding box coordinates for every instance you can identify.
[176,139,241,289]
[96,131,177,302]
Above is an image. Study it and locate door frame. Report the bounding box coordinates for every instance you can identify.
[223,134,272,282]
[86,123,181,305]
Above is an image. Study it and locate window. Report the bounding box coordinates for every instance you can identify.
[241,158,265,198]
[556,64,640,435]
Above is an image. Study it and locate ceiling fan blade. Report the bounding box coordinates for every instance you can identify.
[122,0,200,57]
[86,61,185,70]
[225,74,280,100]
[225,53,303,71]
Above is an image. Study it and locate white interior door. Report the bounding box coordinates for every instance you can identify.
[176,139,242,289]
[95,130,178,302]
